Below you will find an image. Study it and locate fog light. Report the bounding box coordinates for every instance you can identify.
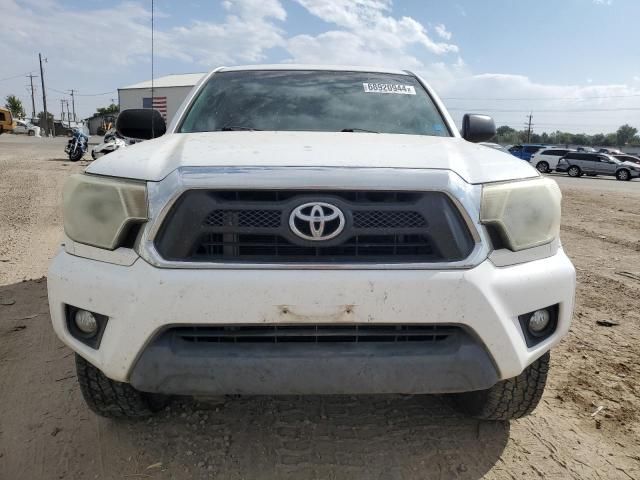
[528,309,550,336]
[74,310,98,335]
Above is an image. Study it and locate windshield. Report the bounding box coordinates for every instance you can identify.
[179,70,450,137]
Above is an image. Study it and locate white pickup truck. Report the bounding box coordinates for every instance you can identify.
[48,65,575,420]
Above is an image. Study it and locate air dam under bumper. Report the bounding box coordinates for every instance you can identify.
[48,248,576,393]
[129,329,498,395]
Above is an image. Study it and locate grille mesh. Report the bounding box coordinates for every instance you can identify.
[195,233,434,261]
[204,210,281,228]
[353,211,426,229]
[172,324,460,344]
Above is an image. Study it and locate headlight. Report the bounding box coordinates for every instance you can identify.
[63,174,147,250]
[480,177,561,251]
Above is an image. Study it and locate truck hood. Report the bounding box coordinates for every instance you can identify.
[86,131,538,184]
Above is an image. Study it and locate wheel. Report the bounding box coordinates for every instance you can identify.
[535,161,549,174]
[91,150,97,160]
[28,130,35,136]
[75,354,167,419]
[567,166,581,177]
[69,149,83,162]
[616,169,631,181]
[451,351,550,421]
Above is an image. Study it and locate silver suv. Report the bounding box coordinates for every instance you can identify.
[556,152,640,181]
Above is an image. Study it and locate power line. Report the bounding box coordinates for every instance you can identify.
[442,93,640,101]
[0,71,33,82]
[48,87,115,96]
[448,107,640,113]
[73,90,116,97]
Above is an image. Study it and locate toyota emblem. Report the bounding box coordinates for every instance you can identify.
[289,202,346,241]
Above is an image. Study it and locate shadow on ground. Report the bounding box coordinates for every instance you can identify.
[0,279,509,479]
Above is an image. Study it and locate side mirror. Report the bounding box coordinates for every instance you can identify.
[116,109,166,140]
[461,114,496,143]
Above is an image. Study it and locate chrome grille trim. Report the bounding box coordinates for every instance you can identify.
[139,167,490,270]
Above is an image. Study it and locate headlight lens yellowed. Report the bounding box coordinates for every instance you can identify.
[63,174,147,250]
[481,177,561,252]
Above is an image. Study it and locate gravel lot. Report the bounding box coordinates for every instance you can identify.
[1,134,639,479]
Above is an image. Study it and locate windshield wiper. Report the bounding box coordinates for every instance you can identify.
[340,128,379,133]
[219,125,262,131]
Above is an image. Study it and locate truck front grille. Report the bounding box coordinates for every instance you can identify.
[154,190,474,264]
[171,324,461,344]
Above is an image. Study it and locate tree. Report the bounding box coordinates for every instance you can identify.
[496,125,516,136]
[37,111,54,121]
[5,95,26,119]
[616,124,638,146]
[591,133,606,146]
[96,104,119,115]
[604,133,617,147]
[572,133,588,146]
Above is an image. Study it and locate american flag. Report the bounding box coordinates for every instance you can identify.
[142,96,167,120]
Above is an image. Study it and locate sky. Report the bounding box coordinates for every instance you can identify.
[2,0,640,134]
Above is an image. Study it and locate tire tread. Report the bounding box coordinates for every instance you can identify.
[75,354,163,419]
[452,351,550,421]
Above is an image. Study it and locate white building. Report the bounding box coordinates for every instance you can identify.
[118,73,206,125]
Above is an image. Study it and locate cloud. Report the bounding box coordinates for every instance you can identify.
[440,73,640,133]
[292,0,459,57]
[593,0,613,5]
[434,23,452,40]
[0,0,636,132]
[164,0,286,65]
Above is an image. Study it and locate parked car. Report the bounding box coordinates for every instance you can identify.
[479,142,511,154]
[598,148,622,155]
[556,152,640,181]
[508,144,548,161]
[13,120,40,136]
[576,146,596,153]
[529,148,575,173]
[613,154,640,166]
[0,107,15,134]
[49,65,576,421]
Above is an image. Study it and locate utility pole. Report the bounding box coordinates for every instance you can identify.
[60,99,65,124]
[525,113,533,143]
[26,73,38,121]
[64,100,71,127]
[38,53,49,136]
[69,89,76,123]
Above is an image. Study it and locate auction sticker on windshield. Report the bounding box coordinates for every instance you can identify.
[363,83,416,95]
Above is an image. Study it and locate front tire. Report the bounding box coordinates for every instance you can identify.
[451,351,550,421]
[535,161,549,173]
[75,354,167,419]
[567,166,581,178]
[68,149,83,162]
[616,169,631,181]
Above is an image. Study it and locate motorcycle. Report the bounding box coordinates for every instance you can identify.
[91,129,127,160]
[65,128,89,162]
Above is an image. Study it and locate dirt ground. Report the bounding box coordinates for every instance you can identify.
[0,135,639,480]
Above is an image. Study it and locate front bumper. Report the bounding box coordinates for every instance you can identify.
[48,249,575,394]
